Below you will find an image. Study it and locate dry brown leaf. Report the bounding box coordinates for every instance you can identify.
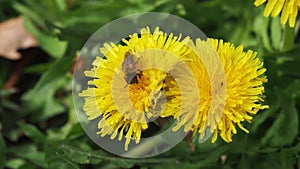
[0,17,38,60]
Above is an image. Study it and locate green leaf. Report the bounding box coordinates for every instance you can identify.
[24,62,52,74]
[277,151,295,169]
[24,56,73,96]
[8,144,47,168]
[251,89,280,132]
[46,94,81,141]
[0,133,5,169]
[22,56,73,121]
[253,13,273,52]
[283,139,300,153]
[270,16,282,50]
[59,144,93,165]
[239,152,295,169]
[21,78,66,121]
[5,159,26,169]
[55,152,81,169]
[1,100,19,112]
[276,48,300,79]
[23,16,67,59]
[59,144,177,167]
[13,2,46,29]
[0,88,17,97]
[18,123,45,144]
[45,142,80,169]
[192,144,229,168]
[54,0,67,11]
[261,82,299,146]
[154,144,229,169]
[18,163,36,169]
[281,24,295,51]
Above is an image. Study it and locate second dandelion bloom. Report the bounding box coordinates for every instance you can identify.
[164,38,269,143]
[254,0,300,27]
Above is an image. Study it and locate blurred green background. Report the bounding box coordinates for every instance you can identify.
[0,0,300,168]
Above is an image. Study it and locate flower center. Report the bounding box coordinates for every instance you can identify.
[128,69,166,115]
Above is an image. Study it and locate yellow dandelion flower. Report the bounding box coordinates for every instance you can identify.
[163,38,269,143]
[79,27,191,151]
[254,0,300,27]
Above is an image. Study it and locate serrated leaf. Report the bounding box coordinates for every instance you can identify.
[55,152,81,169]
[59,144,177,167]
[60,145,93,165]
[45,142,80,169]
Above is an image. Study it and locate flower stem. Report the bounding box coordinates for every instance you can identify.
[281,24,295,51]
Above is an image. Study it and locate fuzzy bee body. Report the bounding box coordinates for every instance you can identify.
[122,51,141,85]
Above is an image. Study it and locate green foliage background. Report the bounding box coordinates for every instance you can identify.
[0,0,300,168]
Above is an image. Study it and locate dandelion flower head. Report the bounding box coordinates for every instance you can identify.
[163,38,269,143]
[79,27,191,150]
[254,0,300,27]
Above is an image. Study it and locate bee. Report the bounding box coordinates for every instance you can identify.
[122,50,142,86]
